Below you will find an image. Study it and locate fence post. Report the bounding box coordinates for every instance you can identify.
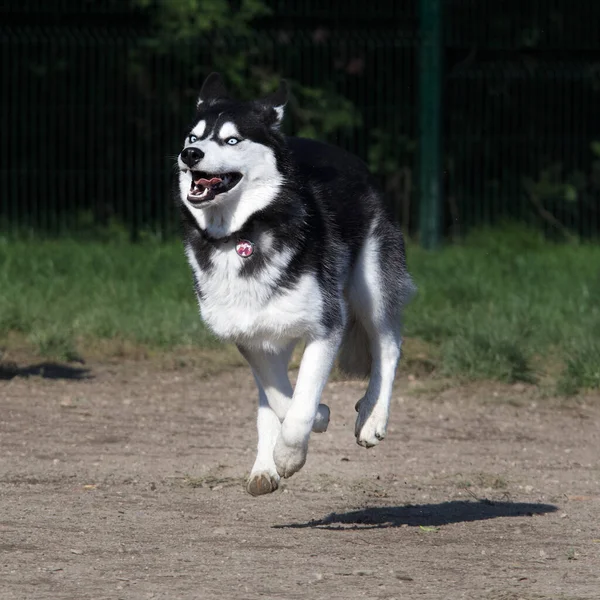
[418,0,443,249]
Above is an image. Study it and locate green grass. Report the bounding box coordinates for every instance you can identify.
[0,237,217,360]
[404,225,600,393]
[0,225,599,394]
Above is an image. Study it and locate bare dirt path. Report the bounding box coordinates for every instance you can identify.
[1,360,599,599]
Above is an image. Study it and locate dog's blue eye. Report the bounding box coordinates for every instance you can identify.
[226,137,240,145]
[189,135,198,143]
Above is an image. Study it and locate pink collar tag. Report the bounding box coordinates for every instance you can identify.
[235,239,254,258]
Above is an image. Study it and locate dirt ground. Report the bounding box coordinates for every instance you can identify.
[1,357,599,600]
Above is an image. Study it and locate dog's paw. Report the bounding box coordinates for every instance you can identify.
[246,471,280,496]
[273,435,308,478]
[312,403,330,433]
[355,397,388,448]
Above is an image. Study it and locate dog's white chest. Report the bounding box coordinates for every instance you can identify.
[185,244,322,345]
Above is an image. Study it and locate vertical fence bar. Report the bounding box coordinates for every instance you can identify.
[418,0,443,249]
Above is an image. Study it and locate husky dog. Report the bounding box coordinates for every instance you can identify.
[177,73,414,496]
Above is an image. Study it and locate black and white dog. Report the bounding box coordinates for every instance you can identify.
[177,73,414,496]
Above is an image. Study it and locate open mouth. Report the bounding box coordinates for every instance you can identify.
[187,171,242,204]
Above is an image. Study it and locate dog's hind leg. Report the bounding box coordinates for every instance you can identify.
[353,321,401,447]
[347,224,411,447]
[238,342,330,495]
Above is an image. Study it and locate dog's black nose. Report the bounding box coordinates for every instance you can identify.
[180,147,204,168]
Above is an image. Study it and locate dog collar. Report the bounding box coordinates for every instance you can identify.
[199,228,254,258]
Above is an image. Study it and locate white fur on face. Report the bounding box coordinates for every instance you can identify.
[191,120,206,138]
[218,121,240,139]
[178,126,284,238]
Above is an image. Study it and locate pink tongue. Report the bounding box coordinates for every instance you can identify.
[194,177,222,186]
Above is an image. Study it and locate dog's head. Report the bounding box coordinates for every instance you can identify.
[178,73,288,211]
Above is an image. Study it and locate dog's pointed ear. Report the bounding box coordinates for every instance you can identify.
[258,80,288,128]
[197,72,229,108]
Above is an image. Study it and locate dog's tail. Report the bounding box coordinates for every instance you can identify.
[337,315,372,379]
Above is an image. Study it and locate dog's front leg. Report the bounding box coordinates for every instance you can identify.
[273,332,343,478]
[245,375,282,496]
[238,342,330,431]
[238,342,331,496]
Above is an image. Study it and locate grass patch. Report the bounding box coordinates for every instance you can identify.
[1,225,599,394]
[29,325,83,363]
[556,339,600,395]
[404,224,600,393]
[441,328,534,384]
[0,237,217,358]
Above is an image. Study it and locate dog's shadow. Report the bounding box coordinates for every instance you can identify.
[274,500,558,530]
[0,361,92,381]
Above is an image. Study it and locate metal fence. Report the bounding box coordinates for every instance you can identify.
[1,0,599,240]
